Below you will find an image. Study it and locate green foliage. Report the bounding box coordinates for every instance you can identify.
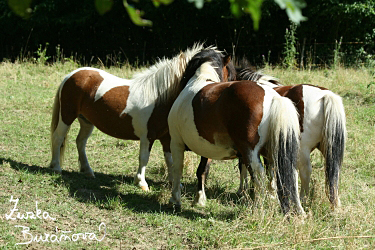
[230,0,264,30]
[95,0,114,15]
[7,0,32,18]
[333,37,343,69]
[1,0,374,67]
[6,0,306,28]
[123,0,153,26]
[283,22,298,69]
[34,43,50,65]
[153,0,174,7]
[274,0,307,24]
[188,0,205,9]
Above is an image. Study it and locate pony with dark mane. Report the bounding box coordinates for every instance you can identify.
[49,44,204,191]
[168,48,305,215]
[236,66,347,209]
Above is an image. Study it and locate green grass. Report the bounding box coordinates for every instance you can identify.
[1,62,375,249]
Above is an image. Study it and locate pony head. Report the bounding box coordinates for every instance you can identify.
[179,47,236,88]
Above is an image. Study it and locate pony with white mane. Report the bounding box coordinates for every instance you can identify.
[236,66,347,209]
[167,48,305,215]
[49,44,204,191]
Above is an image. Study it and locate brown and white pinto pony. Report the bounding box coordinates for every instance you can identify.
[167,48,305,215]
[49,44,204,191]
[236,68,347,209]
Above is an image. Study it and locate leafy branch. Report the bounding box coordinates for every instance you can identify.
[8,0,306,29]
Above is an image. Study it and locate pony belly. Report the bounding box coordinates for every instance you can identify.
[184,135,237,160]
[80,108,139,140]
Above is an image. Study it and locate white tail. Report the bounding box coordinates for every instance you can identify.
[50,85,69,167]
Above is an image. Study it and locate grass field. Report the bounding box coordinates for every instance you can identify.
[1,61,374,249]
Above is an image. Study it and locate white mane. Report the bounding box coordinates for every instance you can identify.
[130,43,204,104]
[195,61,221,83]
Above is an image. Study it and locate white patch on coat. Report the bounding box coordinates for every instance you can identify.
[168,62,236,160]
[301,85,327,150]
[94,70,131,102]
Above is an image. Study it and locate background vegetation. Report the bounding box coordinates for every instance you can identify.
[1,0,375,67]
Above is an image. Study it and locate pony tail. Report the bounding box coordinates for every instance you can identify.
[50,86,68,166]
[267,95,301,214]
[321,92,346,209]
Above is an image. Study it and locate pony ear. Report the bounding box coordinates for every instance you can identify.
[224,55,231,66]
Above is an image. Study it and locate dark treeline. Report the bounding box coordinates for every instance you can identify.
[1,0,374,66]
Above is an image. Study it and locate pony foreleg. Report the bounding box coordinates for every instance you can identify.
[169,141,185,208]
[76,117,95,178]
[49,121,70,174]
[160,135,174,185]
[163,152,174,184]
[134,139,153,191]
[193,157,211,206]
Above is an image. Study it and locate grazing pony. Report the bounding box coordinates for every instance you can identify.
[168,48,305,215]
[236,67,346,209]
[49,44,204,191]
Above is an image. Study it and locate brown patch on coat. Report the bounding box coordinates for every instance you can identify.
[274,84,305,132]
[147,102,172,147]
[192,80,264,158]
[60,70,138,140]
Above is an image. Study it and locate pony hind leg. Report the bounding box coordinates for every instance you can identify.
[263,157,277,198]
[76,115,95,178]
[237,157,257,200]
[241,149,266,201]
[49,119,70,174]
[193,157,212,206]
[298,149,313,204]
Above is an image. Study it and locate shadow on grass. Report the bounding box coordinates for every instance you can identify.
[2,157,242,221]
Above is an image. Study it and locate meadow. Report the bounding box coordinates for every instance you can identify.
[0,60,374,249]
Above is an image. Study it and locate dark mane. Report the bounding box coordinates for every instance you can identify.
[226,59,237,81]
[235,58,281,85]
[179,48,235,89]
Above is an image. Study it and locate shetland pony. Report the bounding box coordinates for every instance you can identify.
[167,49,305,215]
[236,68,347,209]
[49,44,204,191]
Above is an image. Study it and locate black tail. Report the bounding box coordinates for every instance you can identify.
[321,93,346,208]
[275,132,299,214]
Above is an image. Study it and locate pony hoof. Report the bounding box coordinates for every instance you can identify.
[168,199,181,212]
[236,190,244,197]
[174,204,181,213]
[50,166,62,174]
[192,199,206,207]
[168,202,181,213]
[192,191,206,207]
[83,171,95,178]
